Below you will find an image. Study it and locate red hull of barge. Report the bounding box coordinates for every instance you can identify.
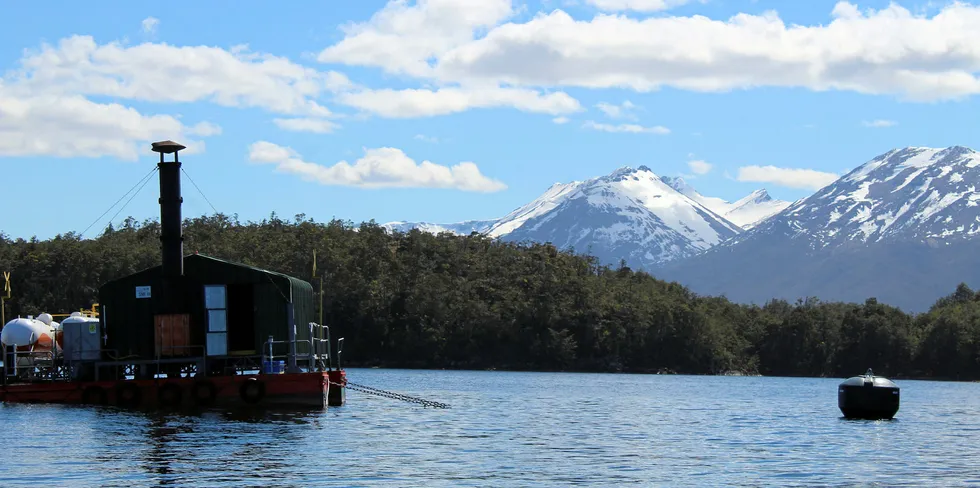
[0,370,346,409]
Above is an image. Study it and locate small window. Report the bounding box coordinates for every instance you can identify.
[207,333,227,356]
[208,309,227,332]
[205,285,226,309]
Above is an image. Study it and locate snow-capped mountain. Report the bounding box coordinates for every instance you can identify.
[381,219,497,236]
[485,181,582,238]
[501,166,742,267]
[726,190,796,230]
[661,146,980,312]
[660,176,791,229]
[384,166,782,269]
[742,146,980,246]
[383,182,584,238]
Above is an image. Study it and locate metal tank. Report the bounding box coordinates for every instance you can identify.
[838,368,900,420]
[62,313,102,362]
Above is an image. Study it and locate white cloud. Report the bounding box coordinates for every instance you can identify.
[317,0,514,78]
[0,35,369,161]
[687,159,712,175]
[314,1,980,102]
[189,121,222,137]
[315,1,595,118]
[736,165,839,190]
[552,116,570,124]
[583,120,670,134]
[862,119,897,128]
[10,35,351,116]
[247,141,507,192]
[414,134,439,143]
[274,118,340,133]
[595,100,637,120]
[586,0,696,13]
[247,141,295,163]
[141,17,159,35]
[0,87,216,160]
[335,86,580,118]
[12,0,978,167]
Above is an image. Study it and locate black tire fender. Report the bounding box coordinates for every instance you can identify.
[81,386,108,405]
[192,380,218,407]
[158,382,183,408]
[239,378,265,404]
[115,383,142,408]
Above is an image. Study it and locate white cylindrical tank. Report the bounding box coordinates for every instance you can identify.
[1,316,56,351]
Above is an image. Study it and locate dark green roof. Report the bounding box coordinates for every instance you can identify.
[190,254,313,292]
[101,253,312,292]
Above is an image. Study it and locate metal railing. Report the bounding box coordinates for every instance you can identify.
[260,322,344,374]
[337,337,345,370]
[310,322,330,371]
[317,323,344,371]
[2,322,349,385]
[265,336,300,369]
[3,345,68,382]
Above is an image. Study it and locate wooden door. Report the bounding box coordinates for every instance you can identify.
[155,314,191,357]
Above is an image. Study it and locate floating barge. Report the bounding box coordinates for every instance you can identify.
[0,140,347,409]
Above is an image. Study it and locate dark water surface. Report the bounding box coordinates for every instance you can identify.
[2,369,978,487]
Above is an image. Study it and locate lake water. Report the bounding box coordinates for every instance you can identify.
[2,369,979,487]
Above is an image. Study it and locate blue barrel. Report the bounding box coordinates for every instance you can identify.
[262,360,285,374]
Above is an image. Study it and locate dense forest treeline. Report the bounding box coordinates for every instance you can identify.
[2,213,979,380]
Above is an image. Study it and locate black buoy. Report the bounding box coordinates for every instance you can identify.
[838,368,900,420]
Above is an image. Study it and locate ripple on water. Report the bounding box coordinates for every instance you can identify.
[1,372,979,486]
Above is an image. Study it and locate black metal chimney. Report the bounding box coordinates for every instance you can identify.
[151,140,186,278]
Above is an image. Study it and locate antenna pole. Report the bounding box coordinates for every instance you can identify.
[1,271,10,326]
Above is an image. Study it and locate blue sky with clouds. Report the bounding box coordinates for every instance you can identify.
[1,0,978,239]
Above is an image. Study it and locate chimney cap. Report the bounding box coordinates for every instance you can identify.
[151,140,186,154]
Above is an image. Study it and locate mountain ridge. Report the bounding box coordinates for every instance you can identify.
[382,165,790,252]
[499,166,743,267]
[383,145,980,311]
[661,145,980,312]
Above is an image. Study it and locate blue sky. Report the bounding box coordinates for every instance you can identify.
[1,0,978,239]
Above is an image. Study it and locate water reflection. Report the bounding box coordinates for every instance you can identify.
[144,416,183,485]
[129,408,321,486]
[47,405,326,487]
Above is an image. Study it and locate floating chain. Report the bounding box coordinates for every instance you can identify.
[339,380,450,409]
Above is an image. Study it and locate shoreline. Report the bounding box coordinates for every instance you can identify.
[341,361,975,383]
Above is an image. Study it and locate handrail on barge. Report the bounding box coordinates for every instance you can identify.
[2,322,345,385]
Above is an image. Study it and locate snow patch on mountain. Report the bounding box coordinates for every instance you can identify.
[485,181,582,238]
[660,176,791,229]
[612,168,741,248]
[382,219,497,235]
[726,190,795,229]
[499,166,743,267]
